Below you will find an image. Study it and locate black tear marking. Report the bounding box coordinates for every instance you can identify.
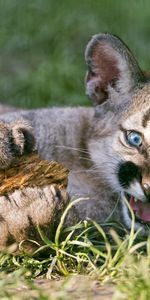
[118,161,141,188]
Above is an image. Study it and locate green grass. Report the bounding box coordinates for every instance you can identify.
[0,197,150,299]
[0,0,150,108]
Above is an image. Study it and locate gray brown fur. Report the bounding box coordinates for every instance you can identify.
[0,146,69,253]
[0,184,68,253]
[0,104,19,114]
[1,33,150,234]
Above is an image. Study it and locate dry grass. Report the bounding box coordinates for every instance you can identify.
[0,153,68,195]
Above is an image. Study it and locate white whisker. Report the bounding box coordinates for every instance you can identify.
[55,145,89,154]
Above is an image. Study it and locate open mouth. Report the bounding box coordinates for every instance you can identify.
[125,193,150,224]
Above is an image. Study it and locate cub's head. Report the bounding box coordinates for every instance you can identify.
[0,120,35,169]
[85,33,150,233]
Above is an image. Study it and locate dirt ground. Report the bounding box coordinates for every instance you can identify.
[6,276,115,300]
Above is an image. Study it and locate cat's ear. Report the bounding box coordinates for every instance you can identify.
[11,120,35,155]
[85,33,145,106]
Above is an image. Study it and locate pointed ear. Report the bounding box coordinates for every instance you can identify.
[85,33,145,106]
[11,120,35,155]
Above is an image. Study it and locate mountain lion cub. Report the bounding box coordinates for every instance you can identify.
[0,33,150,234]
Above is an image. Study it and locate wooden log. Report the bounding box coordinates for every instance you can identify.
[0,153,69,254]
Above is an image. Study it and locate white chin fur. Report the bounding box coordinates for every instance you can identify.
[125,180,146,202]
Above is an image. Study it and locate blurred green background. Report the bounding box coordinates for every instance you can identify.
[0,0,150,108]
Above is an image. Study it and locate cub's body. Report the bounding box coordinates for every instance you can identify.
[1,33,150,233]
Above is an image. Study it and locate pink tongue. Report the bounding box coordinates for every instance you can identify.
[129,196,150,222]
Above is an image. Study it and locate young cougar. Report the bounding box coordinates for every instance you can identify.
[0,33,150,234]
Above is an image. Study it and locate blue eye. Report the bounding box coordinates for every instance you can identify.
[126,131,142,147]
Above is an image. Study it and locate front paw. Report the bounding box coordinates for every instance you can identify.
[0,119,35,169]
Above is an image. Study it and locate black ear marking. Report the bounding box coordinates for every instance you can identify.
[18,127,35,154]
[11,120,36,156]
